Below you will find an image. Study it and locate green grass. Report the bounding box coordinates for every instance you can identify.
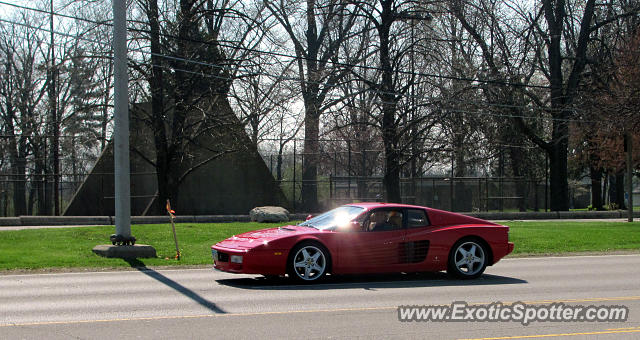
[484,209,539,213]
[505,221,640,255]
[0,222,292,271]
[570,206,640,211]
[0,221,639,271]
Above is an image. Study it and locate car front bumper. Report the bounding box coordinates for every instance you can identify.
[211,245,289,275]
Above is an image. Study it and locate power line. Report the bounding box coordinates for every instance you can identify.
[0,0,111,27]
[0,11,616,124]
[0,0,556,91]
[6,0,637,117]
[0,17,111,50]
[0,28,91,52]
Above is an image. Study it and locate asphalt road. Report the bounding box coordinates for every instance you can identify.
[1,255,640,339]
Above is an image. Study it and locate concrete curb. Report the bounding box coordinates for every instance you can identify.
[467,210,640,220]
[0,213,311,226]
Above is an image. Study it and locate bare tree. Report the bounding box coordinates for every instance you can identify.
[450,0,639,210]
[231,61,298,147]
[265,0,362,210]
[132,0,272,212]
[0,15,49,215]
[350,0,437,202]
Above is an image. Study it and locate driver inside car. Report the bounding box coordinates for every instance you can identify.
[368,210,402,231]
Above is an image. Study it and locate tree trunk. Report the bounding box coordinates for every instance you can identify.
[71,135,78,192]
[381,91,401,202]
[3,50,26,216]
[49,0,60,216]
[590,166,603,210]
[547,40,570,212]
[266,0,354,210]
[541,0,595,211]
[381,89,401,202]
[276,152,283,181]
[357,141,368,200]
[509,146,527,212]
[453,134,469,212]
[548,142,569,211]
[147,0,169,215]
[301,103,319,210]
[603,171,609,206]
[27,185,35,215]
[379,0,401,203]
[11,157,27,216]
[6,134,27,216]
[615,172,626,210]
[382,136,401,202]
[2,188,7,216]
[299,0,321,211]
[34,151,47,215]
[101,70,111,151]
[250,115,259,147]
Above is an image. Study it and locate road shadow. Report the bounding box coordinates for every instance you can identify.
[124,258,225,314]
[216,271,527,291]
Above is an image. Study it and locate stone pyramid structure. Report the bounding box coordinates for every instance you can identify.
[64,102,288,216]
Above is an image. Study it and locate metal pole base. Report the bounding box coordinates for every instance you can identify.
[110,234,137,246]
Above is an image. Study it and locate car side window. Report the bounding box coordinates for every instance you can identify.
[366,209,404,232]
[407,209,429,228]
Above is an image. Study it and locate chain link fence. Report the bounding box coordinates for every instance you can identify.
[1,136,596,216]
[260,139,591,213]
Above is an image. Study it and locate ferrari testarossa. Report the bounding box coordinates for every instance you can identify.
[211,203,514,282]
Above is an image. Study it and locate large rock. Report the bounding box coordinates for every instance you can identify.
[250,206,290,223]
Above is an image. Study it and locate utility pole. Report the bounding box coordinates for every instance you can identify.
[49,0,59,216]
[112,0,133,244]
[93,0,156,258]
[626,133,634,222]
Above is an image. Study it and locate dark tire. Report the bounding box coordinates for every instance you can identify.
[447,238,488,279]
[287,242,329,283]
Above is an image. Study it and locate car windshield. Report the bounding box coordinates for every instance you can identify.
[298,206,365,230]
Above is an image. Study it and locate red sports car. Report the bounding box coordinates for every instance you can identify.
[211,203,514,282]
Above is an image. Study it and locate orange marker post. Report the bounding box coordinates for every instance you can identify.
[166,199,180,260]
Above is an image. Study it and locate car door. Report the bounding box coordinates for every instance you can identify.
[338,208,406,273]
[401,208,438,271]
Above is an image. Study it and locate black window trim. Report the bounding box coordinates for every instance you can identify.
[404,208,431,229]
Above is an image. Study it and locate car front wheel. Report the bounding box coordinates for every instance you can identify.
[288,242,328,282]
[447,239,488,279]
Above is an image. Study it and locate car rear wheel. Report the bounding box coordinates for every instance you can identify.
[447,239,488,279]
[288,243,328,282]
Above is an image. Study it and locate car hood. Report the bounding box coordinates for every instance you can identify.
[214,225,317,249]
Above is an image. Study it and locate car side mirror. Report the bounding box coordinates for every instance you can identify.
[306,214,313,221]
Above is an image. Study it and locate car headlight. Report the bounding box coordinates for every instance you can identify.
[230,255,243,264]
